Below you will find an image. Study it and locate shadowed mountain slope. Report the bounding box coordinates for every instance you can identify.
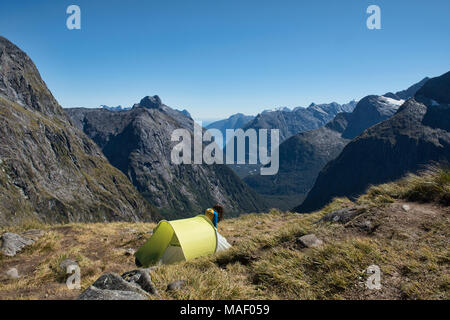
[0,36,160,226]
[295,71,450,213]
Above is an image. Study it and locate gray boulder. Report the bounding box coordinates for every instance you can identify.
[315,207,367,224]
[296,234,323,248]
[77,271,158,300]
[6,267,19,279]
[122,269,158,295]
[59,258,78,270]
[1,233,34,257]
[77,286,147,300]
[167,280,186,291]
[21,229,45,241]
[91,273,148,296]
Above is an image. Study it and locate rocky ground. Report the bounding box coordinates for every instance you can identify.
[0,168,448,300]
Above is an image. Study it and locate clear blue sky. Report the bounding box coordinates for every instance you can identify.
[1,0,449,119]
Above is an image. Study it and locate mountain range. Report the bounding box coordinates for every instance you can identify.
[296,71,450,212]
[66,96,268,219]
[243,93,411,210]
[225,100,358,177]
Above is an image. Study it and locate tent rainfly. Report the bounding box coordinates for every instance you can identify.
[135,215,220,267]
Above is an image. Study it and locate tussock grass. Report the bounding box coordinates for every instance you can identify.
[1,168,449,300]
[359,166,450,206]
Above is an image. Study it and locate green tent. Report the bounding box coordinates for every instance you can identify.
[135,215,218,267]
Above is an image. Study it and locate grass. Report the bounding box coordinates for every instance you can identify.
[0,167,449,300]
[359,166,450,206]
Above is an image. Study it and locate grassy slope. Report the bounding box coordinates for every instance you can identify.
[0,167,448,300]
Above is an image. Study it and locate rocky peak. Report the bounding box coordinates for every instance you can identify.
[137,95,163,109]
[415,71,450,106]
[0,36,64,118]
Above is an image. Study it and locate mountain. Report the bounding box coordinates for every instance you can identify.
[66,96,267,219]
[295,71,450,213]
[206,113,255,146]
[226,100,357,178]
[384,77,430,100]
[101,105,131,111]
[243,95,405,209]
[0,36,160,226]
[242,100,357,143]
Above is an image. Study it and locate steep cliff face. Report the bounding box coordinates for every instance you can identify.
[0,36,160,226]
[66,97,268,219]
[296,71,450,213]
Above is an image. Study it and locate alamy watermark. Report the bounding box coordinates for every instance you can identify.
[171,122,280,175]
[365,264,382,290]
[66,5,81,30]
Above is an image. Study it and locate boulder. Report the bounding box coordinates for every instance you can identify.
[91,273,147,295]
[77,286,147,300]
[122,269,158,295]
[167,280,186,291]
[296,234,323,248]
[21,229,45,241]
[1,233,34,257]
[6,267,19,279]
[76,270,160,300]
[315,207,367,224]
[59,258,78,271]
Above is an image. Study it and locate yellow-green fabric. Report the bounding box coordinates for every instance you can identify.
[135,215,218,267]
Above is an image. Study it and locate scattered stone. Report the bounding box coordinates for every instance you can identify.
[21,229,45,241]
[296,234,323,248]
[77,270,158,300]
[59,258,78,270]
[124,248,136,256]
[77,273,148,300]
[77,286,147,300]
[256,221,263,225]
[402,204,410,212]
[1,232,34,257]
[351,220,379,234]
[91,273,147,295]
[6,268,19,279]
[315,207,367,224]
[122,269,158,295]
[167,280,186,291]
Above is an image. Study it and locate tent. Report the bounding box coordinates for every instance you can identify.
[135,215,230,267]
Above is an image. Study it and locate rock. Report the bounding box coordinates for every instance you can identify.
[315,207,367,224]
[77,270,159,300]
[123,228,138,234]
[59,258,78,270]
[21,229,45,241]
[402,204,410,212]
[77,286,147,300]
[91,273,148,296]
[138,95,163,109]
[350,220,379,234]
[122,269,158,295]
[6,268,19,279]
[1,232,34,257]
[167,280,186,291]
[296,234,323,248]
[124,248,136,256]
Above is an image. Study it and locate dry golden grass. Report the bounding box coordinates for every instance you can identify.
[0,168,449,300]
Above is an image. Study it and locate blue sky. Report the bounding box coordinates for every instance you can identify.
[1,0,449,120]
